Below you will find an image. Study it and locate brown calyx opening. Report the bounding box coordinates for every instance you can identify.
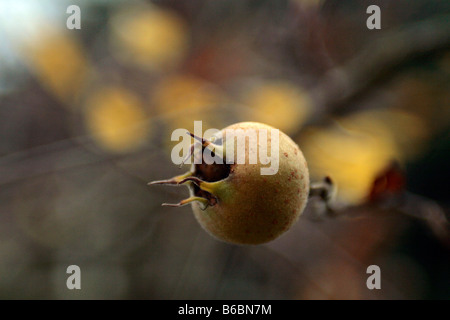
[194,145,231,182]
[191,146,232,206]
[194,161,231,182]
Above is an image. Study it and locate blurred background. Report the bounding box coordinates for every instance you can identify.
[0,0,449,299]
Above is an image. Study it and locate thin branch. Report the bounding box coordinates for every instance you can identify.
[303,13,450,130]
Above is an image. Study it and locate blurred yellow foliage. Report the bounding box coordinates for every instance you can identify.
[22,30,88,103]
[151,74,230,155]
[84,86,150,153]
[301,124,398,204]
[241,80,312,135]
[301,108,430,204]
[109,5,188,71]
[152,74,227,132]
[338,109,429,160]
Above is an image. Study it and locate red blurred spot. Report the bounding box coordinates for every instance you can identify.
[369,162,405,202]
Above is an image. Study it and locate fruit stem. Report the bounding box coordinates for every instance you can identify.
[309,176,337,215]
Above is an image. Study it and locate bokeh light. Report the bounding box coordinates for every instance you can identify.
[300,122,399,204]
[22,29,89,103]
[84,85,151,153]
[109,3,188,71]
[239,80,312,135]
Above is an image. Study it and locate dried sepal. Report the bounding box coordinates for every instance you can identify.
[162,196,209,210]
[148,170,193,186]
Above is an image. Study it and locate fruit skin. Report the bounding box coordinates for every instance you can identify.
[190,122,309,245]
